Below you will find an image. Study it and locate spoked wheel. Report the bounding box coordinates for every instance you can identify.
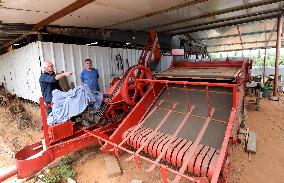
[121,65,153,106]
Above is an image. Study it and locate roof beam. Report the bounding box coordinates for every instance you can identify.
[149,0,284,30]
[0,30,36,34]
[33,0,96,30]
[172,11,282,35]
[45,26,172,48]
[102,0,207,29]
[265,21,278,47]
[208,43,284,53]
[236,25,245,55]
[0,34,22,38]
[207,39,278,47]
[167,8,283,33]
[0,0,96,52]
[0,23,33,31]
[196,29,276,40]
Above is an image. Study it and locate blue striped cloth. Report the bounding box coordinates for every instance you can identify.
[47,84,103,125]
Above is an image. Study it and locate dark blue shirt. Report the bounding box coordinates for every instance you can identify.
[80,68,100,92]
[39,72,62,103]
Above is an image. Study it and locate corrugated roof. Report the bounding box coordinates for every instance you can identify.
[0,0,283,53]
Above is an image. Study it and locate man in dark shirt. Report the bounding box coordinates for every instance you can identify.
[39,61,72,114]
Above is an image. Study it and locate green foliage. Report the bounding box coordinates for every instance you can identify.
[39,156,75,183]
[209,48,284,67]
[252,55,284,66]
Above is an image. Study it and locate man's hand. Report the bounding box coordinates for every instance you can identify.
[64,72,72,77]
[55,71,72,80]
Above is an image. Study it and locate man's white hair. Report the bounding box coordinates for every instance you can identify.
[43,61,54,68]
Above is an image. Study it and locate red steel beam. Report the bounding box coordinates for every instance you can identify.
[173,61,244,67]
[211,108,236,183]
[39,97,51,147]
[0,165,17,182]
[137,79,238,88]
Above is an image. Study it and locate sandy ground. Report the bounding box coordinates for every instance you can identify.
[72,97,284,183]
[228,98,284,183]
[0,97,283,183]
[0,103,42,168]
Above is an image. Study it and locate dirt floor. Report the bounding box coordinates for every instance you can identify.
[228,97,284,183]
[0,95,283,183]
[0,101,42,168]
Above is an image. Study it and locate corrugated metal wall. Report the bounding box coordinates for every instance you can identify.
[0,42,42,102]
[0,41,142,102]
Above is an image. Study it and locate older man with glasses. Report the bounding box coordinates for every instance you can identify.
[39,61,72,114]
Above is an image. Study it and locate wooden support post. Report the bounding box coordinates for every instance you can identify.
[263,47,267,85]
[274,15,283,97]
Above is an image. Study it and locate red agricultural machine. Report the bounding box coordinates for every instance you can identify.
[0,32,251,183]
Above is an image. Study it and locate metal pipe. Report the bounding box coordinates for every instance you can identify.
[0,165,17,182]
[274,15,283,96]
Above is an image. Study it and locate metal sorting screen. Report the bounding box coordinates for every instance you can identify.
[156,67,239,79]
[142,85,232,150]
[122,85,233,178]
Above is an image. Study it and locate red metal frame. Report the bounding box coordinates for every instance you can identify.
[139,31,161,68]
[0,80,242,183]
[102,78,240,183]
[0,32,250,183]
[173,60,245,68]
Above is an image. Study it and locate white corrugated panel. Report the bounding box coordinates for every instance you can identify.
[0,41,141,102]
[0,42,42,102]
[42,42,141,91]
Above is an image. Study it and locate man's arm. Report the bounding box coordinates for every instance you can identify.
[40,72,71,83]
[55,72,72,80]
[39,74,56,83]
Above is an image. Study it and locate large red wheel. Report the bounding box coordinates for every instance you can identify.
[121,65,153,106]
